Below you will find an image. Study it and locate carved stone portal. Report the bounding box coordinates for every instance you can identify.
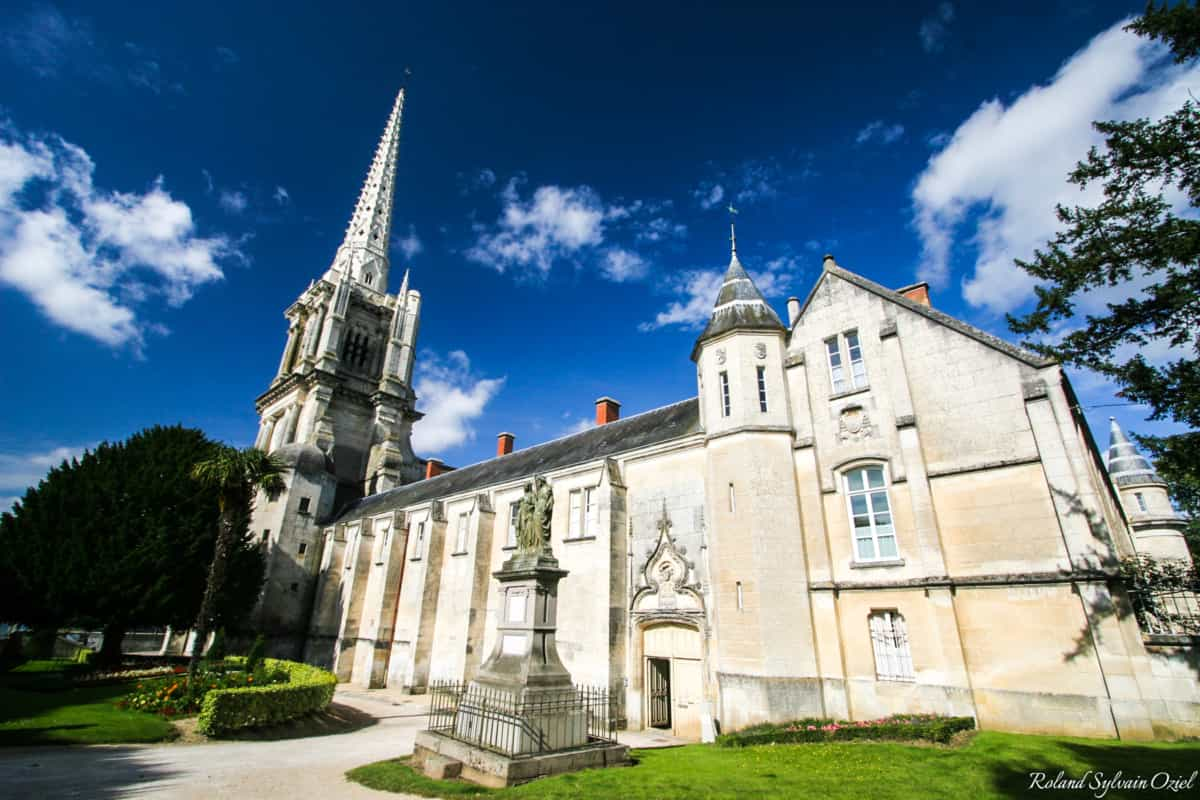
[632,502,703,614]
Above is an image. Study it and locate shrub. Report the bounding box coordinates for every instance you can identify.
[196,658,336,736]
[716,713,975,747]
[245,634,266,673]
[74,647,95,665]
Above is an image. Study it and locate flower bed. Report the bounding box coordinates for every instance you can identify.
[119,665,286,717]
[76,665,185,685]
[196,658,336,736]
[716,713,975,747]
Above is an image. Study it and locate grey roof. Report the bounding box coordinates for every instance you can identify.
[799,260,1055,368]
[691,253,786,361]
[1105,417,1163,486]
[329,397,702,523]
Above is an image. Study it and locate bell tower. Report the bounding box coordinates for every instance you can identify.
[248,88,424,654]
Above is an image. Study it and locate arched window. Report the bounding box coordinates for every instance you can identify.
[844,465,898,561]
[869,610,914,681]
[364,272,374,287]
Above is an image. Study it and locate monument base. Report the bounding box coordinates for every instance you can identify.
[413,730,630,788]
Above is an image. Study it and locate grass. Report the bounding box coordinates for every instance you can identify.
[0,664,176,746]
[346,732,1200,800]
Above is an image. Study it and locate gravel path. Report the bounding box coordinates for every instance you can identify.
[0,687,428,799]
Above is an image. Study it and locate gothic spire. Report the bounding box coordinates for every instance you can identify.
[326,87,406,290]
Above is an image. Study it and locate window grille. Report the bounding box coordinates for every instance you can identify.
[869,611,914,681]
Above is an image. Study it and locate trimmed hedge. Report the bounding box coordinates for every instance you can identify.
[196,658,336,736]
[717,713,975,747]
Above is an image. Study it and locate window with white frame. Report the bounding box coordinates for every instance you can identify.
[825,331,867,394]
[756,366,768,412]
[455,513,468,553]
[568,489,583,538]
[719,371,731,417]
[583,487,598,537]
[869,611,914,681]
[507,502,519,547]
[845,465,898,561]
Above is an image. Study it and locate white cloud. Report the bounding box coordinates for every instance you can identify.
[0,124,235,350]
[640,255,798,331]
[695,183,725,210]
[912,19,1200,314]
[411,350,505,454]
[637,216,687,242]
[394,224,422,260]
[218,189,247,214]
[466,183,608,276]
[272,185,289,205]
[856,120,905,145]
[0,443,91,499]
[919,2,955,53]
[601,247,648,282]
[561,417,594,437]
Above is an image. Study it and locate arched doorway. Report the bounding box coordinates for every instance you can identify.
[642,622,704,740]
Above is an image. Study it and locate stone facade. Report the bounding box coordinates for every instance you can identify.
[257,92,1199,739]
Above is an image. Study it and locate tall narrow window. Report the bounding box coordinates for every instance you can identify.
[298,497,311,514]
[826,332,868,393]
[455,513,468,553]
[507,502,519,547]
[568,490,583,538]
[845,466,898,561]
[412,521,425,559]
[869,611,914,681]
[583,488,598,537]
[719,371,731,417]
[1135,492,1148,512]
[298,542,307,555]
[756,366,768,412]
[728,483,736,513]
[261,528,270,543]
[736,581,744,610]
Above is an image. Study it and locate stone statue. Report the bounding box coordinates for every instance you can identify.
[515,475,554,555]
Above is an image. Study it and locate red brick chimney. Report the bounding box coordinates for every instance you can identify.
[425,458,446,479]
[897,282,931,307]
[595,397,621,425]
[497,432,514,457]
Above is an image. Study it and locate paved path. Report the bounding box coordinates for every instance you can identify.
[0,687,428,800]
[0,687,690,799]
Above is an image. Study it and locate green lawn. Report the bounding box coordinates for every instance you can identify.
[0,679,176,746]
[346,732,1200,800]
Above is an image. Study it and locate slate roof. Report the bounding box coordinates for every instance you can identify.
[328,397,702,524]
[691,254,786,360]
[800,260,1055,369]
[1106,417,1163,487]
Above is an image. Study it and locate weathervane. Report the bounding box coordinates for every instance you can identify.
[728,203,739,257]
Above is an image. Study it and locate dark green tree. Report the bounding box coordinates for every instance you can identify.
[1008,2,1200,529]
[188,445,283,678]
[0,426,265,664]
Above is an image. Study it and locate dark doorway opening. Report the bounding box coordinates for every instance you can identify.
[648,657,672,729]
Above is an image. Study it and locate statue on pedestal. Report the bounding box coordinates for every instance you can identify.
[515,476,554,556]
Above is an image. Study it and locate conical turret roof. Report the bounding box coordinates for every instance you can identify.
[1106,418,1163,486]
[690,250,785,361]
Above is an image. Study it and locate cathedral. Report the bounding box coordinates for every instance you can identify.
[248,88,1198,741]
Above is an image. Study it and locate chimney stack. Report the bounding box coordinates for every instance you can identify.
[595,397,621,426]
[897,281,931,307]
[497,432,515,457]
[425,458,446,479]
[786,296,801,326]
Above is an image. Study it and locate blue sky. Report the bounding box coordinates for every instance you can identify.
[0,0,1192,505]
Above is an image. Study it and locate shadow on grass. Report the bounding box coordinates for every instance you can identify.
[986,738,1200,799]
[0,745,182,800]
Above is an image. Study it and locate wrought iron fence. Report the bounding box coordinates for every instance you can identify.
[427,680,617,757]
[1136,589,1200,636]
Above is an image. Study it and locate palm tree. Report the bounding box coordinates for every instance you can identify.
[188,445,284,678]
